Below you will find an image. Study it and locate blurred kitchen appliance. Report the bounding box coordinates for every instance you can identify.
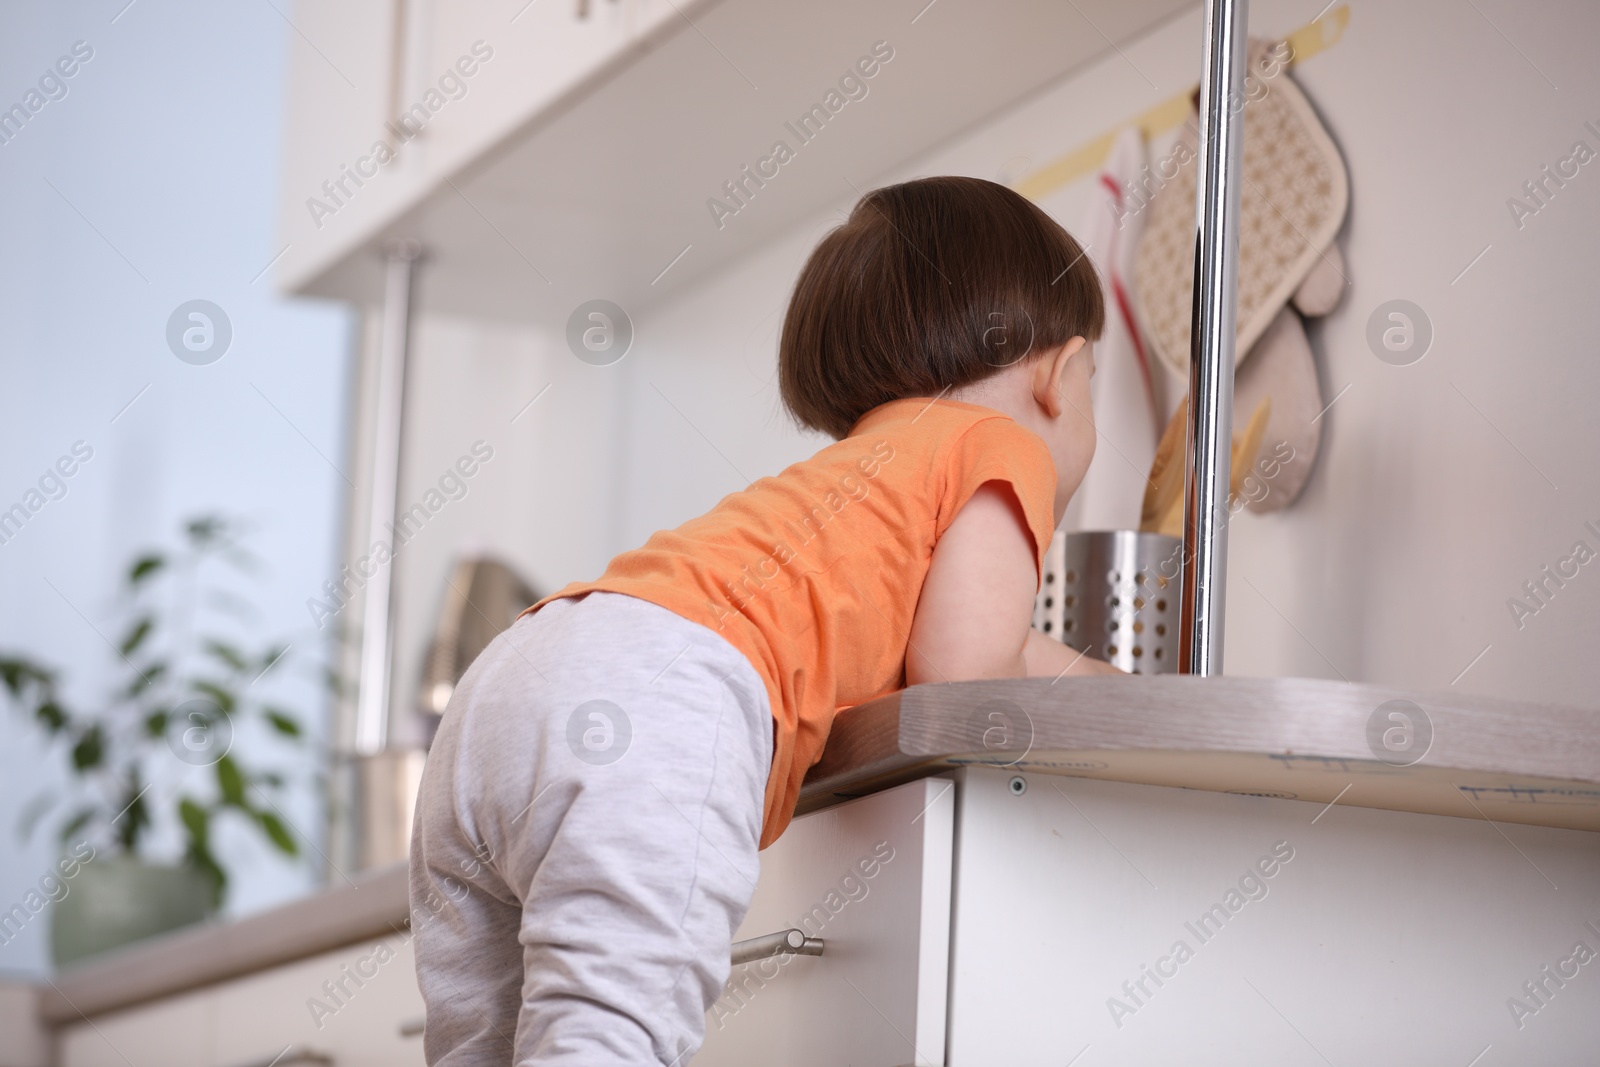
[1033,530,1183,675]
[348,746,426,872]
[418,556,540,739]
[342,558,534,870]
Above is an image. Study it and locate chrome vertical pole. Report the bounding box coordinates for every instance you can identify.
[1179,0,1248,676]
[354,239,423,755]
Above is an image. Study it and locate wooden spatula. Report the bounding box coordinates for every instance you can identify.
[1140,397,1271,538]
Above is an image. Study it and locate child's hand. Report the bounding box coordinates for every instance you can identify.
[1022,627,1126,678]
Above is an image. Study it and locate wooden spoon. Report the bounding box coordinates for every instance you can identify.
[1140,397,1272,537]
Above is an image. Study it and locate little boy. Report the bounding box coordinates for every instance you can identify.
[411,175,1122,1065]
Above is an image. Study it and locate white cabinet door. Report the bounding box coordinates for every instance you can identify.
[57,933,425,1067]
[694,776,956,1067]
[208,933,425,1067]
[56,988,215,1067]
[274,0,694,296]
[947,767,1600,1066]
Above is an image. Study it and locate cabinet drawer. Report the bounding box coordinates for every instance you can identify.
[694,776,955,1067]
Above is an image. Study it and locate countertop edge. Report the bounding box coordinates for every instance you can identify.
[800,675,1600,817]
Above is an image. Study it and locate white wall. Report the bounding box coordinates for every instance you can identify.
[608,0,1600,709]
[360,309,626,749]
[0,1,352,978]
[384,0,1600,745]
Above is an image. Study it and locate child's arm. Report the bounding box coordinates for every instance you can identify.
[905,482,1124,686]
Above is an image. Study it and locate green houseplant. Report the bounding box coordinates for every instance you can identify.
[0,516,313,966]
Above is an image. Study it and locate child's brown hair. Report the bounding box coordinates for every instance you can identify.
[779,175,1105,440]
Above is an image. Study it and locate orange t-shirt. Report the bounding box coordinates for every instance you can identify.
[526,396,1059,846]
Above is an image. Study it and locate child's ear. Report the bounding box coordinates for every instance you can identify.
[1031,336,1086,419]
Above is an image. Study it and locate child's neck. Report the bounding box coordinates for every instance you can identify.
[948,360,1078,528]
[947,363,1048,438]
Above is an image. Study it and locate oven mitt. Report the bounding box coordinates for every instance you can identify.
[1292,243,1346,317]
[1140,395,1272,537]
[1236,235,1345,512]
[1234,306,1323,512]
[1132,37,1349,377]
[1132,36,1348,516]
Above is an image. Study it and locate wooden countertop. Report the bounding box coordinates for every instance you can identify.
[42,674,1600,1025]
[799,675,1600,831]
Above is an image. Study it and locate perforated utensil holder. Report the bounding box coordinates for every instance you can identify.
[1033,530,1184,675]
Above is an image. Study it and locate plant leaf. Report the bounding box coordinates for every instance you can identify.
[186,516,226,546]
[122,661,167,699]
[179,797,208,844]
[256,645,290,676]
[204,640,249,674]
[117,773,149,852]
[256,810,298,856]
[71,725,104,771]
[215,755,245,806]
[180,797,227,907]
[143,709,170,738]
[190,845,226,908]
[322,666,349,697]
[263,708,302,738]
[36,700,68,732]
[206,589,258,622]
[191,680,236,715]
[118,617,155,657]
[128,554,164,586]
[1,656,54,696]
[58,805,97,846]
[0,658,22,696]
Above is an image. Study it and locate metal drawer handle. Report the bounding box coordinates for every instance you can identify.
[225,1048,333,1067]
[394,934,824,1044]
[730,928,823,966]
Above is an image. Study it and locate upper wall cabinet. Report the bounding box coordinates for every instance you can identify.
[275,0,689,307]
[274,0,1192,325]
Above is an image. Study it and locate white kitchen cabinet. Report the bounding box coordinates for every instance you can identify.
[273,0,1193,322]
[946,766,1600,1066]
[695,776,955,1067]
[56,933,425,1067]
[55,990,214,1067]
[274,0,700,305]
[698,766,1600,1067]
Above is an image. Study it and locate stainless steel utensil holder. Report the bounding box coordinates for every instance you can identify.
[1033,530,1184,675]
